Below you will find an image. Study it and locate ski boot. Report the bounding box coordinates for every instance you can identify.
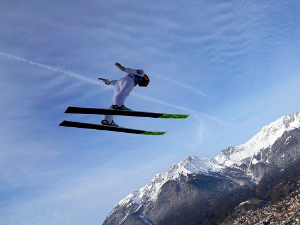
[101,120,121,128]
[112,105,132,111]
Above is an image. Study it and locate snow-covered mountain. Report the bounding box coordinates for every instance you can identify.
[215,112,300,167]
[106,157,225,224]
[119,157,223,205]
[103,112,300,225]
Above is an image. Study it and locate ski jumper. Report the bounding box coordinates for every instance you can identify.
[103,67,145,123]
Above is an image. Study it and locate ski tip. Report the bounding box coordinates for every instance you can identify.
[141,131,167,135]
[159,114,190,119]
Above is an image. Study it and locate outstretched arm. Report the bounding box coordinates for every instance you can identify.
[115,62,125,71]
[98,78,117,86]
[115,62,144,77]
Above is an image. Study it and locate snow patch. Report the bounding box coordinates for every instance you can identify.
[251,158,259,165]
[139,214,154,225]
[239,200,252,206]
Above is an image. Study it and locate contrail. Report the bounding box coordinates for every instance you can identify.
[0,52,226,124]
[150,71,212,98]
[0,52,106,87]
[131,92,228,124]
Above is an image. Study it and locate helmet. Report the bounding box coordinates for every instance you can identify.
[138,74,150,87]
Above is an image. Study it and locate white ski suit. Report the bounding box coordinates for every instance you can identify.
[103,67,145,123]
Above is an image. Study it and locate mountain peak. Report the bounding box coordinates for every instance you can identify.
[117,156,223,209]
[215,111,300,167]
[175,156,223,175]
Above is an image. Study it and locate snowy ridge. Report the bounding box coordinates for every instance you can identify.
[113,112,300,216]
[118,156,222,207]
[215,112,300,166]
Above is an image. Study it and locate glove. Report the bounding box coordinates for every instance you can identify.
[115,62,125,71]
[98,78,110,85]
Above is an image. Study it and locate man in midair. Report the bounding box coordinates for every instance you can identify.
[98,62,150,127]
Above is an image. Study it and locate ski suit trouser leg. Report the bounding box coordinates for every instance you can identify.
[103,76,134,123]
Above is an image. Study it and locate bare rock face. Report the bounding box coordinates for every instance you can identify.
[223,168,300,225]
[142,174,254,225]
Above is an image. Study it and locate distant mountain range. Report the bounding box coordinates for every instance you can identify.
[103,112,300,225]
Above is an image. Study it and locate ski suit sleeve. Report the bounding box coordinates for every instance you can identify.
[109,80,117,86]
[124,68,144,77]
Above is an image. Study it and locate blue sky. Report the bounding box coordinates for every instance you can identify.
[1,0,300,224]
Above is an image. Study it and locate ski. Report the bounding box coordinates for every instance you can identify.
[59,120,166,135]
[64,106,189,119]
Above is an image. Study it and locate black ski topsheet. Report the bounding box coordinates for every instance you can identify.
[59,120,166,135]
[64,106,189,119]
